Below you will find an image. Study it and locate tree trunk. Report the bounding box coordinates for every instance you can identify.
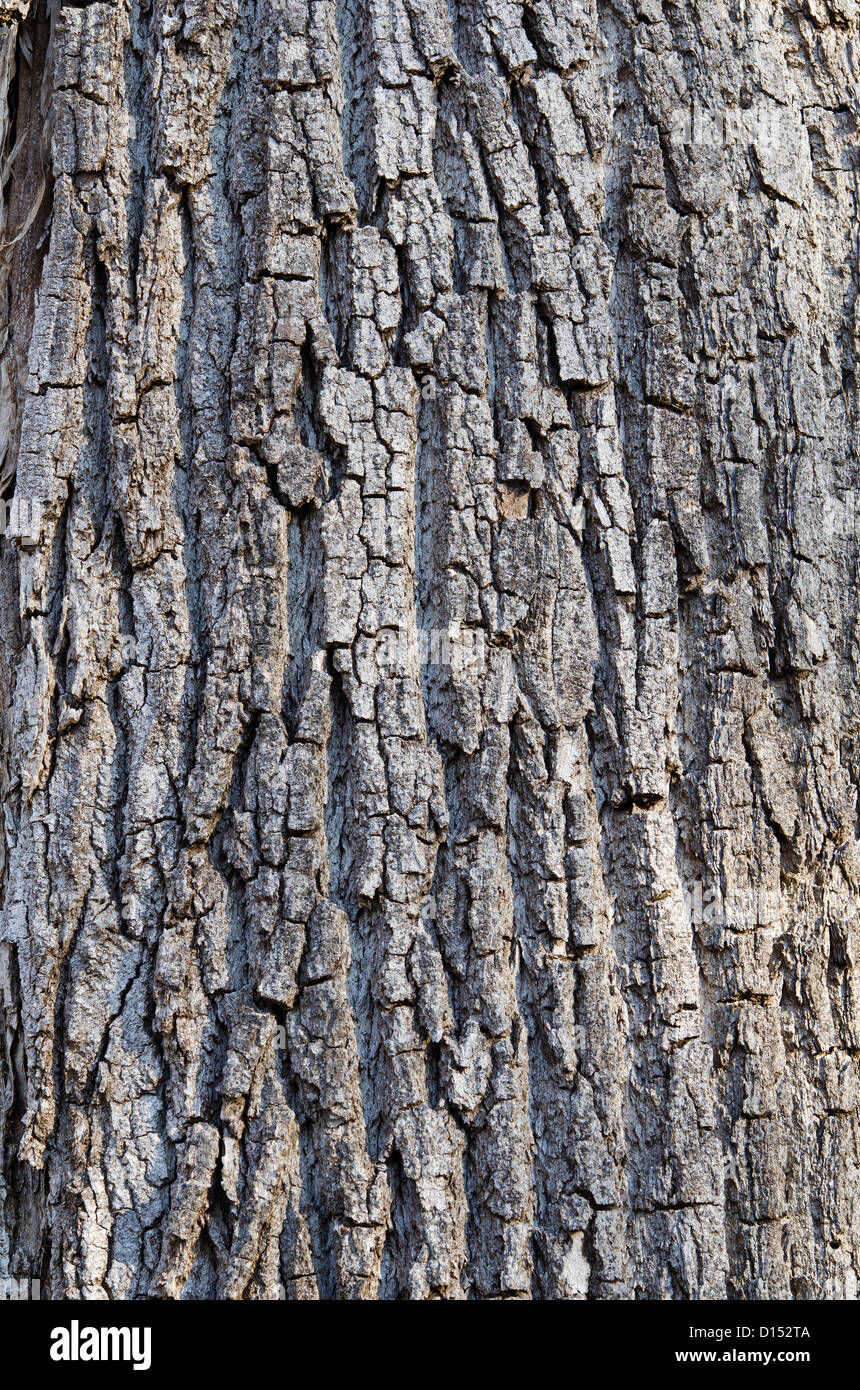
[1,0,859,1301]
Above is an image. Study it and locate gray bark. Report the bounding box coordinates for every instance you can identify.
[1,0,859,1300]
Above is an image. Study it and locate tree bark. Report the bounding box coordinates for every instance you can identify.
[1,0,859,1301]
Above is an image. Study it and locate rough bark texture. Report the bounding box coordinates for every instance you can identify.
[1,0,860,1301]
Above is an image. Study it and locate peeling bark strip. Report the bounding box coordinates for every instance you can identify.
[0,0,858,1303]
